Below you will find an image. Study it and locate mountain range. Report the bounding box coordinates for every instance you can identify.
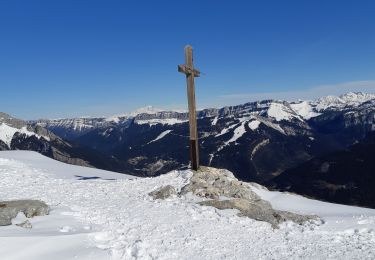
[1,92,374,207]
[0,112,128,172]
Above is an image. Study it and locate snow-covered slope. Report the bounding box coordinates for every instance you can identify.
[290,101,321,120]
[267,102,302,121]
[1,151,374,259]
[0,151,133,180]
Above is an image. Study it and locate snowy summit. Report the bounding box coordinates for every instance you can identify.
[1,151,375,259]
[106,106,164,123]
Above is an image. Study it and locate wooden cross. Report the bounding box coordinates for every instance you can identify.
[178,45,200,171]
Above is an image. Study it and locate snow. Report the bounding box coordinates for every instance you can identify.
[258,118,286,135]
[267,102,300,121]
[147,130,172,144]
[216,118,251,151]
[215,116,284,152]
[105,114,129,123]
[315,92,375,111]
[105,115,123,123]
[0,123,49,147]
[251,184,375,230]
[0,151,133,180]
[71,119,94,131]
[1,151,375,259]
[101,127,114,137]
[248,120,261,130]
[340,92,375,105]
[211,116,219,126]
[128,105,164,117]
[224,121,247,145]
[214,123,238,137]
[135,118,188,126]
[106,106,164,123]
[290,101,321,120]
[1,207,108,260]
[37,118,107,132]
[315,95,343,111]
[251,139,270,159]
[208,153,214,165]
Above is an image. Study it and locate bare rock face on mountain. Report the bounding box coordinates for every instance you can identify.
[0,112,26,128]
[0,200,50,226]
[181,167,319,228]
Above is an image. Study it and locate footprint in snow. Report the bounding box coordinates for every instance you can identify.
[83,225,92,231]
[59,226,75,233]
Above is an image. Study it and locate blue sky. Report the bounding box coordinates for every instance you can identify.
[1,1,375,119]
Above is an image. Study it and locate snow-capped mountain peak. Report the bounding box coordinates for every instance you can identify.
[290,101,321,120]
[339,91,375,104]
[29,91,375,142]
[266,102,302,122]
[128,105,164,116]
[314,92,375,111]
[105,106,164,123]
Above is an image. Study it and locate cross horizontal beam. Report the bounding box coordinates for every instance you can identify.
[178,64,200,77]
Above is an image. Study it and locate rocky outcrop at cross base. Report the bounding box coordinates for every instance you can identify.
[150,167,321,228]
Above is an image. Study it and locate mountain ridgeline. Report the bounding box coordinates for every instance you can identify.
[1,92,374,207]
[0,112,128,173]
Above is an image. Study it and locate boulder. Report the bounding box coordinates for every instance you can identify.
[149,185,176,200]
[0,200,49,226]
[199,198,318,228]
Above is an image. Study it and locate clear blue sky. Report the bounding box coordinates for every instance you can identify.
[1,0,375,119]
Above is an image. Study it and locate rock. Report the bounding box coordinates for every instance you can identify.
[15,220,32,229]
[180,166,259,200]
[149,185,176,200]
[0,200,49,226]
[199,198,318,228]
[273,210,320,225]
[182,167,319,228]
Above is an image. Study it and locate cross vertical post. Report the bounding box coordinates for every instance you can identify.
[178,45,200,171]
